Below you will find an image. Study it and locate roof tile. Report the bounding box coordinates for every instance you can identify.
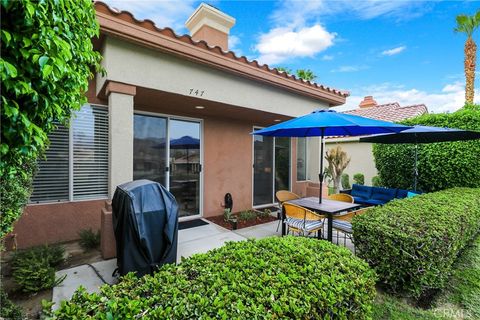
[94,1,349,98]
[343,103,428,122]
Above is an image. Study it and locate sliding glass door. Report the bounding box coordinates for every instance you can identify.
[169,119,201,217]
[134,114,201,217]
[253,131,290,206]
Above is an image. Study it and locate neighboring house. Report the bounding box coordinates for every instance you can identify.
[324,96,428,187]
[10,2,348,250]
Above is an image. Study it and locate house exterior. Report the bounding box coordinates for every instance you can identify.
[324,96,428,186]
[9,2,348,250]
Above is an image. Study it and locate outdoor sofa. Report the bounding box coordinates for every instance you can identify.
[341,184,419,206]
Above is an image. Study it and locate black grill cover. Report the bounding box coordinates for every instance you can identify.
[112,179,178,277]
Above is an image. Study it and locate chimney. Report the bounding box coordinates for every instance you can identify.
[185,3,235,51]
[359,96,377,108]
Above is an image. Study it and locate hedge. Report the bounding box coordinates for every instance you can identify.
[46,237,376,319]
[373,105,480,192]
[352,187,480,298]
[0,0,102,238]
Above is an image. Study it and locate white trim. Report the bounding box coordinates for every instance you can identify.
[134,110,204,218]
[68,118,74,202]
[166,115,171,190]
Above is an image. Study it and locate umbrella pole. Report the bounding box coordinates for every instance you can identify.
[319,129,324,204]
[414,144,418,191]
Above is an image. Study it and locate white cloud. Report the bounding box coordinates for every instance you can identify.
[382,46,406,56]
[255,25,335,65]
[336,82,479,113]
[331,65,368,73]
[322,54,334,61]
[103,0,198,33]
[270,0,429,28]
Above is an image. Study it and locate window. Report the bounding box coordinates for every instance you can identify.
[30,104,109,203]
[296,137,307,181]
[30,124,70,203]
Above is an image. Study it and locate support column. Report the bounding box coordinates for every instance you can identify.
[106,82,136,197]
[101,81,136,259]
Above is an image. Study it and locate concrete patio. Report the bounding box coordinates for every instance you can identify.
[52,219,353,309]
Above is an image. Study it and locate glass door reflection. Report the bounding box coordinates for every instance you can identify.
[133,115,168,186]
[253,134,274,206]
[275,137,290,194]
[169,119,201,217]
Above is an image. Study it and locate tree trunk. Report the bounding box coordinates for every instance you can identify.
[333,175,341,194]
[465,36,477,104]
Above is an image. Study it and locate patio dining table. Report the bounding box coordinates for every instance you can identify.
[284,197,361,242]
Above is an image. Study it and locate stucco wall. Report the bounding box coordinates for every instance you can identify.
[97,37,328,118]
[325,139,378,187]
[203,117,253,217]
[11,200,104,249]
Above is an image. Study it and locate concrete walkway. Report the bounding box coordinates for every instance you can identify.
[52,220,281,309]
[52,219,353,309]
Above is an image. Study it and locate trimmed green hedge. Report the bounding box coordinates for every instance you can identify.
[46,237,376,319]
[353,188,480,298]
[373,105,480,192]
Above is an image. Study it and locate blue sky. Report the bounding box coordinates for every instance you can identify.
[104,0,480,113]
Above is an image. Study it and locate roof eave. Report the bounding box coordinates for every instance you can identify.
[94,2,348,106]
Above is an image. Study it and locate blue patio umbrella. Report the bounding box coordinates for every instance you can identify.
[359,125,480,191]
[253,110,410,203]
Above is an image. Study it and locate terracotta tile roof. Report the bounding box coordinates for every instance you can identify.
[94,1,349,100]
[343,103,428,122]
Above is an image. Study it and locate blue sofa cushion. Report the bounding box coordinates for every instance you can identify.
[351,184,372,199]
[396,189,409,199]
[371,187,397,202]
[353,196,369,205]
[407,191,420,198]
[362,199,385,206]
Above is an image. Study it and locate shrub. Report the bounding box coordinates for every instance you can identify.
[352,188,480,298]
[47,237,377,319]
[353,173,365,185]
[12,245,66,293]
[78,229,101,251]
[257,208,272,218]
[342,173,351,189]
[0,0,103,239]
[0,287,24,320]
[373,105,480,192]
[371,175,382,187]
[0,159,36,237]
[238,210,257,221]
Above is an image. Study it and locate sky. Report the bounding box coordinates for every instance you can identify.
[103,0,480,113]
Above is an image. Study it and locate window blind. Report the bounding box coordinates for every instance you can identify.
[72,105,109,200]
[29,104,109,203]
[30,124,70,203]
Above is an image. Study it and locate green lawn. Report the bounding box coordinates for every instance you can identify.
[373,236,480,320]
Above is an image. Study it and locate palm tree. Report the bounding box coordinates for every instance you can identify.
[455,10,480,104]
[296,69,317,82]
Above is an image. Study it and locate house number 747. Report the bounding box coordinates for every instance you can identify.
[189,89,205,97]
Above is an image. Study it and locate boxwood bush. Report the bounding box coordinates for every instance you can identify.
[352,187,480,298]
[46,237,376,319]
